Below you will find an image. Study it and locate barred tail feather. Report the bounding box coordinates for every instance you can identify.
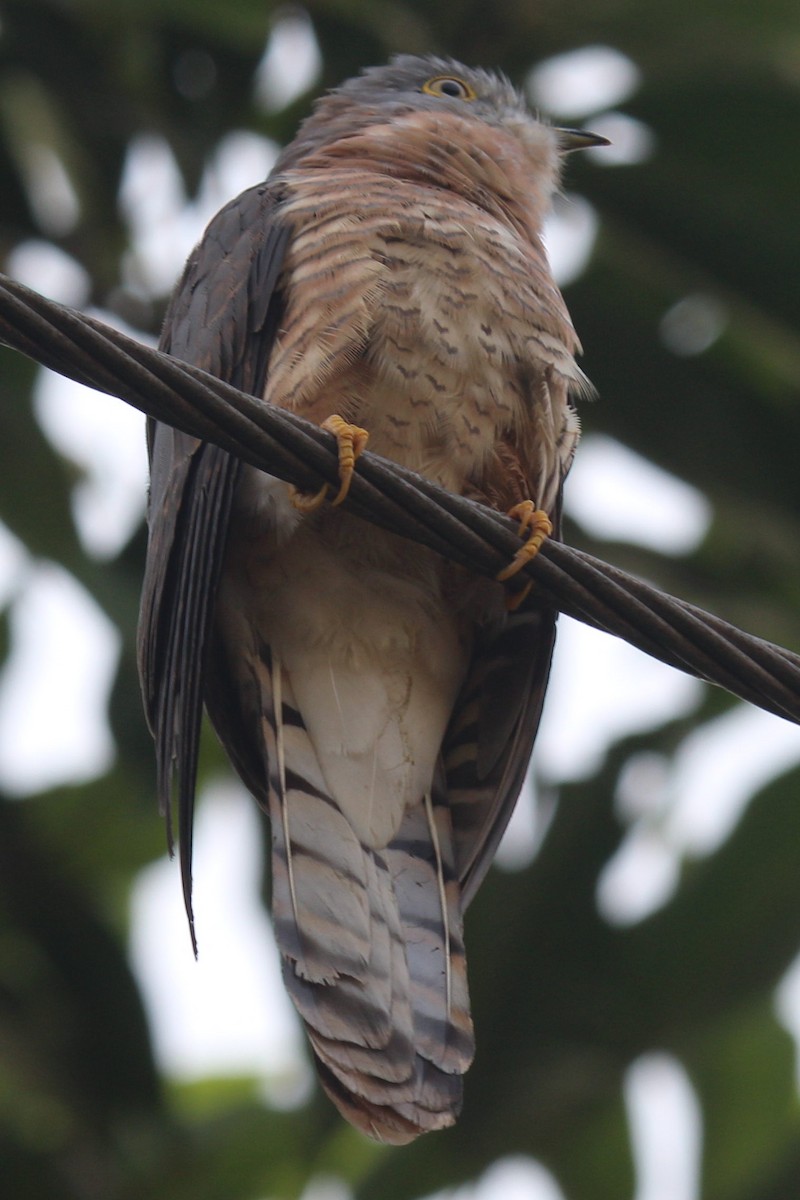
[258,650,475,1143]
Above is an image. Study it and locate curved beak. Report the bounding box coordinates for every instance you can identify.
[556,127,611,152]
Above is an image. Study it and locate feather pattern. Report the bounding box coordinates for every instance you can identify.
[245,623,471,1141]
[138,54,597,1141]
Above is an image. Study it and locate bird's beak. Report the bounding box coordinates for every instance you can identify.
[556,127,611,152]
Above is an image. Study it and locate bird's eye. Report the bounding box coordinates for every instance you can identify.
[421,75,477,101]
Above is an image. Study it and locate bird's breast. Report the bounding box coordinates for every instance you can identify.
[268,169,583,495]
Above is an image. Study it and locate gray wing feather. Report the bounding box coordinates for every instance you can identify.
[445,509,563,909]
[137,182,290,945]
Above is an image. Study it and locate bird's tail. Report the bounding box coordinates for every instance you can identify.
[261,652,474,1144]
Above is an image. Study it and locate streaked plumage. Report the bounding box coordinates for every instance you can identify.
[138,55,600,1143]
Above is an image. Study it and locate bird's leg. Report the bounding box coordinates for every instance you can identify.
[496,500,553,609]
[289,414,369,512]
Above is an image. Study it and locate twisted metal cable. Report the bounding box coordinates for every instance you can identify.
[0,271,798,725]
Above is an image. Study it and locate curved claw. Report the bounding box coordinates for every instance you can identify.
[288,414,369,512]
[288,481,330,513]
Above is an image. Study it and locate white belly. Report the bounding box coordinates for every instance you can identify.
[220,482,468,848]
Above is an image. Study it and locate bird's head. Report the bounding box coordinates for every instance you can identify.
[277,54,607,217]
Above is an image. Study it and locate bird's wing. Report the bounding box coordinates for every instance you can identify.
[447,582,559,908]
[137,181,290,941]
[445,400,574,908]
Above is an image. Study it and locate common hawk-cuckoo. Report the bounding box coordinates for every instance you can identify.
[138,54,605,1143]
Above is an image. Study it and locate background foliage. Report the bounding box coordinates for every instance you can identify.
[0,1,799,1197]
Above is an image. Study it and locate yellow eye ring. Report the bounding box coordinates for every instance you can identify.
[421,75,477,101]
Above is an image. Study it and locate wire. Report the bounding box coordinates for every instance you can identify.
[0,271,798,724]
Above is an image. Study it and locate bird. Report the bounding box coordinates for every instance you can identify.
[137,54,605,1144]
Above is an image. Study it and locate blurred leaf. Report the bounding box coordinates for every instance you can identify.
[690,1000,799,1200]
[1,2,799,1197]
[0,349,81,565]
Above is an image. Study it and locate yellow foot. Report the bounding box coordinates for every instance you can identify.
[324,415,370,505]
[289,414,369,512]
[496,501,552,607]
